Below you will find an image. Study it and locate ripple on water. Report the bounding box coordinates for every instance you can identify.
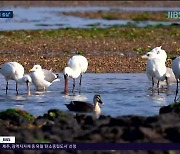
[0,73,176,117]
[0,6,180,31]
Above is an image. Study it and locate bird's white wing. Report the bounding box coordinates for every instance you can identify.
[67,55,88,73]
[67,56,78,69]
[166,67,176,83]
[42,69,59,83]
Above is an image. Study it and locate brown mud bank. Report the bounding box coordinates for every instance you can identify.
[0,27,179,73]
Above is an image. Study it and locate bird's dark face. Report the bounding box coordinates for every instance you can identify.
[94,95,104,106]
[64,73,68,78]
[63,67,71,78]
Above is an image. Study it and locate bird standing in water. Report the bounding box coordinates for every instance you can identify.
[63,55,88,94]
[172,57,180,102]
[0,62,31,95]
[142,46,170,94]
[29,65,59,91]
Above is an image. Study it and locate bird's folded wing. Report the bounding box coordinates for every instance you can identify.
[166,67,176,83]
[42,69,59,82]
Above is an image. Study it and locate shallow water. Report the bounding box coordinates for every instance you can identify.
[0,73,176,117]
[0,6,180,31]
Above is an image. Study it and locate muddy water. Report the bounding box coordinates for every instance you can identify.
[0,73,176,117]
[0,6,180,31]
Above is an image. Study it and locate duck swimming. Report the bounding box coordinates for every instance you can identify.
[65,95,104,113]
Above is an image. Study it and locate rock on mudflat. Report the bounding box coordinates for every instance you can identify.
[159,102,180,114]
[0,105,180,143]
[0,108,35,127]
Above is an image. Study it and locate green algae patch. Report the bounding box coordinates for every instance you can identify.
[62,11,168,21]
[0,108,35,121]
[159,102,180,114]
[34,138,50,143]
[43,109,71,120]
[169,102,180,107]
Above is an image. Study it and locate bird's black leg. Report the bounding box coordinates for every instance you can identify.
[152,77,154,92]
[157,80,160,95]
[174,79,178,103]
[79,74,82,94]
[6,81,8,95]
[72,79,75,93]
[16,83,19,95]
[165,76,170,92]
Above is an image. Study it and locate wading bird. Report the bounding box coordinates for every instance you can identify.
[172,57,180,102]
[142,46,171,93]
[65,95,104,114]
[0,62,31,95]
[29,65,59,91]
[63,55,88,94]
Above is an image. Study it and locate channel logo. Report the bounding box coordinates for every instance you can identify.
[0,11,13,18]
[0,136,15,143]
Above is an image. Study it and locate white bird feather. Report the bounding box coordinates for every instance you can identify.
[142,46,172,93]
[172,57,180,102]
[0,62,31,95]
[29,65,59,91]
[63,55,88,94]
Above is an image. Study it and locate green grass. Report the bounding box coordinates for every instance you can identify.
[0,26,179,41]
[76,51,84,55]
[0,26,179,57]
[131,12,151,21]
[101,14,119,20]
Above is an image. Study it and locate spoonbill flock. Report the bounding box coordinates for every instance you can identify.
[142,46,179,102]
[0,47,179,103]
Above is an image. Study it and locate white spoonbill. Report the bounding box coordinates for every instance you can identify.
[29,65,60,91]
[63,55,88,94]
[0,62,32,95]
[142,46,170,93]
[172,57,180,102]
